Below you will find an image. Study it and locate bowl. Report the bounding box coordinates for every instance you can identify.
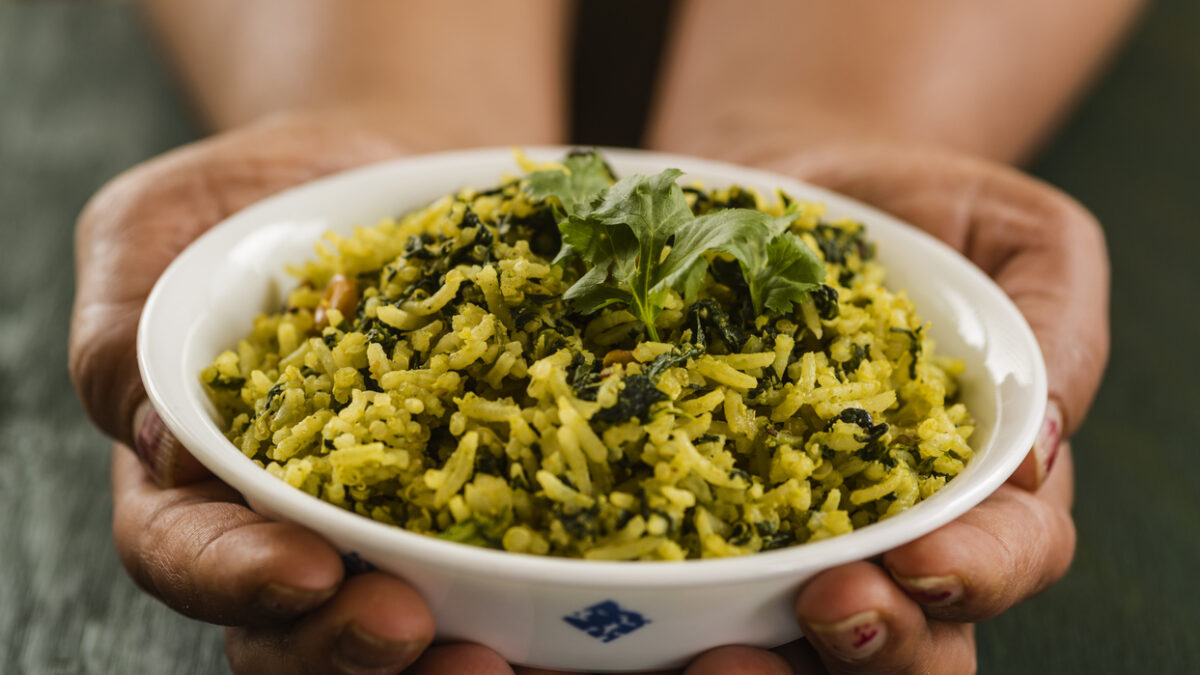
[138,146,1046,671]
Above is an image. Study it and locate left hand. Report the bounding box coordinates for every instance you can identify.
[687,144,1106,675]
[71,109,522,674]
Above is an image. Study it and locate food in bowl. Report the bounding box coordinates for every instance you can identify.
[201,150,975,560]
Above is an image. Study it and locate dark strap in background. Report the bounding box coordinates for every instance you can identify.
[571,0,676,147]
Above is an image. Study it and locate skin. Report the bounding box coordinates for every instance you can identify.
[645,0,1145,165]
[70,1,1124,672]
[137,0,569,141]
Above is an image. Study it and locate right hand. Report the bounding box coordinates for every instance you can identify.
[70,109,518,674]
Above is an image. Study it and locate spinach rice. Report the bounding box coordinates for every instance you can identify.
[201,151,974,560]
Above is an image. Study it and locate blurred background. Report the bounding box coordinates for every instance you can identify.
[1,0,1196,673]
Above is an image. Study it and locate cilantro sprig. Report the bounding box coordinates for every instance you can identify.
[525,152,825,340]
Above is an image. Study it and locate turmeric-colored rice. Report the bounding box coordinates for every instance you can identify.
[201,154,974,560]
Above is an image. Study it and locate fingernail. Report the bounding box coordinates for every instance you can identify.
[134,401,177,487]
[332,622,423,673]
[254,582,334,618]
[133,400,209,488]
[1032,400,1063,485]
[807,610,887,662]
[891,573,964,607]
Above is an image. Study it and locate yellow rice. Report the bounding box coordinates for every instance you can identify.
[201,158,974,560]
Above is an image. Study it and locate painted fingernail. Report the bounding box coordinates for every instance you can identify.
[808,610,887,662]
[891,573,964,607]
[332,622,423,673]
[1033,400,1063,485]
[134,401,178,488]
[133,400,209,488]
[254,582,334,618]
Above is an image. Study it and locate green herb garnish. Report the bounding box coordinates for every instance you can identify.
[525,152,825,339]
[724,227,828,315]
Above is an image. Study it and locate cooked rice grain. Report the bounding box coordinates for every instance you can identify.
[202,164,974,560]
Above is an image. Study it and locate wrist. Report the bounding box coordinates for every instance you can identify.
[645,96,1019,168]
[646,98,897,167]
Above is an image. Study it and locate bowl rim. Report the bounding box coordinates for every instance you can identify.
[138,145,1046,589]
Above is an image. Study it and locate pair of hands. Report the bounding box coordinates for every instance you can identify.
[70,111,1108,674]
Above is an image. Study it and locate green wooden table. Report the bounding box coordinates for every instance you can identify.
[1,2,1196,672]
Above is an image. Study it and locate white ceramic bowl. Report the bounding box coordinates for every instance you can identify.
[138,147,1046,672]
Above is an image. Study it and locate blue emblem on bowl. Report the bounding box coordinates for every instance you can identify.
[563,600,651,643]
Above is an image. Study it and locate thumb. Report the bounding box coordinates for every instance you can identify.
[69,153,222,487]
[69,110,415,486]
[768,144,1109,490]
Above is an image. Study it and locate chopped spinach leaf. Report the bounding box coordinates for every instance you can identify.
[644,343,703,381]
[594,374,666,423]
[684,299,745,352]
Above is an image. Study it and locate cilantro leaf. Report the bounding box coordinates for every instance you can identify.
[659,209,779,296]
[523,153,827,338]
[749,232,826,314]
[568,170,693,339]
[524,151,614,218]
[560,230,639,313]
[709,206,824,314]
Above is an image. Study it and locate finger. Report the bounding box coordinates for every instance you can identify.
[71,150,238,450]
[1007,398,1064,491]
[226,573,436,675]
[914,622,977,675]
[408,643,514,675]
[883,445,1076,623]
[796,561,965,674]
[131,400,212,488]
[69,114,406,451]
[975,183,1109,441]
[796,562,981,674]
[684,645,794,674]
[511,658,685,674]
[773,145,1110,440]
[111,445,344,625]
[513,665,594,675]
[771,640,826,674]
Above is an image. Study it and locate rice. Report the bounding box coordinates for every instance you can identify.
[201,154,974,560]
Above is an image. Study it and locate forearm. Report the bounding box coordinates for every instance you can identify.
[646,0,1144,165]
[137,0,569,145]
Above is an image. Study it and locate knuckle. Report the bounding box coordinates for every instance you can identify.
[128,499,191,600]
[68,309,141,442]
[1042,506,1077,587]
[986,489,1074,602]
[77,155,190,240]
[940,489,1070,624]
[119,491,219,613]
[1031,188,1108,266]
[72,153,223,443]
[75,169,138,239]
[76,145,226,261]
[67,330,103,411]
[1001,495,1046,587]
[224,627,284,675]
[1045,191,1101,238]
[112,505,157,596]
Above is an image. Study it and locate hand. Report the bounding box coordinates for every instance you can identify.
[682,144,1108,674]
[70,109,520,673]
